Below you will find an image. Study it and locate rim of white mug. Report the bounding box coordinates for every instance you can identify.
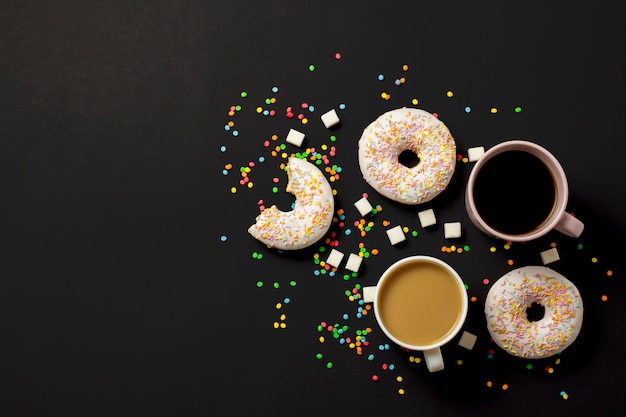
[373,255,469,351]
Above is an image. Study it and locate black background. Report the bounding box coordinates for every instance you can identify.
[1,1,625,416]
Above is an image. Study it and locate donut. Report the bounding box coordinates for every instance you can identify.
[485,266,583,359]
[358,108,456,204]
[248,156,334,250]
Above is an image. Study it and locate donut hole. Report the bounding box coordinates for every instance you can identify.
[398,149,420,168]
[526,302,545,322]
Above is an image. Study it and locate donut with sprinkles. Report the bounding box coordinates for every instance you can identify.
[248,157,334,250]
[357,108,456,204]
[485,266,584,359]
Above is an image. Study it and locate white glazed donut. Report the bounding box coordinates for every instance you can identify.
[485,266,583,359]
[358,108,456,204]
[248,157,334,250]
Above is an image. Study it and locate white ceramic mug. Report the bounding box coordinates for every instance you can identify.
[465,140,584,242]
[364,256,468,372]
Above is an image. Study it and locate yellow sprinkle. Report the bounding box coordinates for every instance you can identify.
[256,107,263,113]
[301,118,308,124]
[273,322,279,329]
[319,336,325,343]
[490,107,498,114]
[280,314,286,321]
[398,388,405,395]
[446,90,454,97]
[396,376,403,382]
[275,303,282,309]
[280,322,287,329]
[412,98,419,105]
[409,356,415,362]
[247,182,253,188]
[490,246,497,253]
[591,257,598,263]
[230,187,237,194]
[457,360,463,365]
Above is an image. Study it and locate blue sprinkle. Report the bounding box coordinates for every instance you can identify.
[339,338,345,344]
[339,103,346,110]
[388,364,395,370]
[283,297,291,304]
[487,354,493,359]
[464,106,472,113]
[220,235,227,242]
[378,344,385,351]
[232,130,239,136]
[308,105,315,112]
[384,343,390,350]
[356,313,362,319]
[394,78,401,86]
[339,214,345,220]
[337,328,344,335]
[263,110,269,116]
[377,74,384,81]
[258,156,265,162]
[344,229,352,236]
[291,202,296,210]
[224,125,231,131]
[342,313,349,320]
[335,167,342,173]
[272,86,279,93]
[368,354,375,361]
[220,145,227,152]
[328,271,335,277]
[358,299,364,305]
[313,270,321,276]
[222,169,229,176]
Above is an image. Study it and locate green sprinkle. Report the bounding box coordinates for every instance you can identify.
[240,91,248,98]
[330,135,337,142]
[343,274,350,281]
[309,64,316,72]
[412,230,419,237]
[235,105,242,111]
[464,245,470,252]
[514,106,522,113]
[272,186,279,193]
[273,282,280,289]
[256,281,264,288]
[577,243,583,250]
[316,353,323,360]
[326,361,333,369]
[317,325,323,332]
[289,280,297,287]
[526,364,533,370]
[344,290,351,296]
[354,283,361,289]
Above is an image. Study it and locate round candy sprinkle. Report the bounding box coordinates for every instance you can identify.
[372,375,379,382]
[465,106,472,113]
[490,107,498,114]
[220,235,227,242]
[256,281,263,288]
[309,64,315,72]
[240,91,248,98]
[514,106,522,113]
[326,362,333,369]
[272,86,279,93]
[316,353,323,360]
[334,52,341,60]
[446,90,454,97]
[377,74,384,81]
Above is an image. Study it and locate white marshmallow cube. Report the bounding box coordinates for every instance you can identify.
[458,331,478,350]
[354,197,374,217]
[467,146,485,162]
[540,247,560,264]
[285,128,305,147]
[320,109,340,128]
[345,253,363,273]
[444,222,462,239]
[386,225,406,246]
[418,208,437,228]
[325,248,344,268]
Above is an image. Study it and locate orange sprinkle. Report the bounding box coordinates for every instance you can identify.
[486,381,493,388]
[601,295,608,302]
[502,384,509,390]
[607,270,613,277]
[371,249,379,256]
[271,134,278,141]
[507,259,514,265]
[441,245,448,252]
[402,64,409,71]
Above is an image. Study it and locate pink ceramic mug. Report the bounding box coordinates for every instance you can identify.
[465,140,584,242]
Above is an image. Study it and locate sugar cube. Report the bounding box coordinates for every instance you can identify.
[345,253,363,273]
[418,208,437,228]
[386,225,406,245]
[540,247,560,264]
[362,286,376,303]
[320,109,340,128]
[467,146,485,162]
[354,197,374,217]
[444,222,462,239]
[458,331,477,350]
[285,128,305,147]
[326,248,344,268]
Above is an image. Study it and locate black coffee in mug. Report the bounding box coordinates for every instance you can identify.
[472,150,557,235]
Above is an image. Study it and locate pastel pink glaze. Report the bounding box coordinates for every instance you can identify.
[465,140,584,242]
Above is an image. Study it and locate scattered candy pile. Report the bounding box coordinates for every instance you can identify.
[218,52,616,402]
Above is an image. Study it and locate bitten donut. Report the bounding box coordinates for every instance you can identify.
[248,157,334,250]
[358,108,456,204]
[485,266,583,359]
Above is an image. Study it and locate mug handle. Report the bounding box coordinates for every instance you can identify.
[554,211,584,238]
[424,347,445,372]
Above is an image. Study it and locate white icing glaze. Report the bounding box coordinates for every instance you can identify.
[485,266,583,359]
[358,108,456,204]
[248,157,334,250]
